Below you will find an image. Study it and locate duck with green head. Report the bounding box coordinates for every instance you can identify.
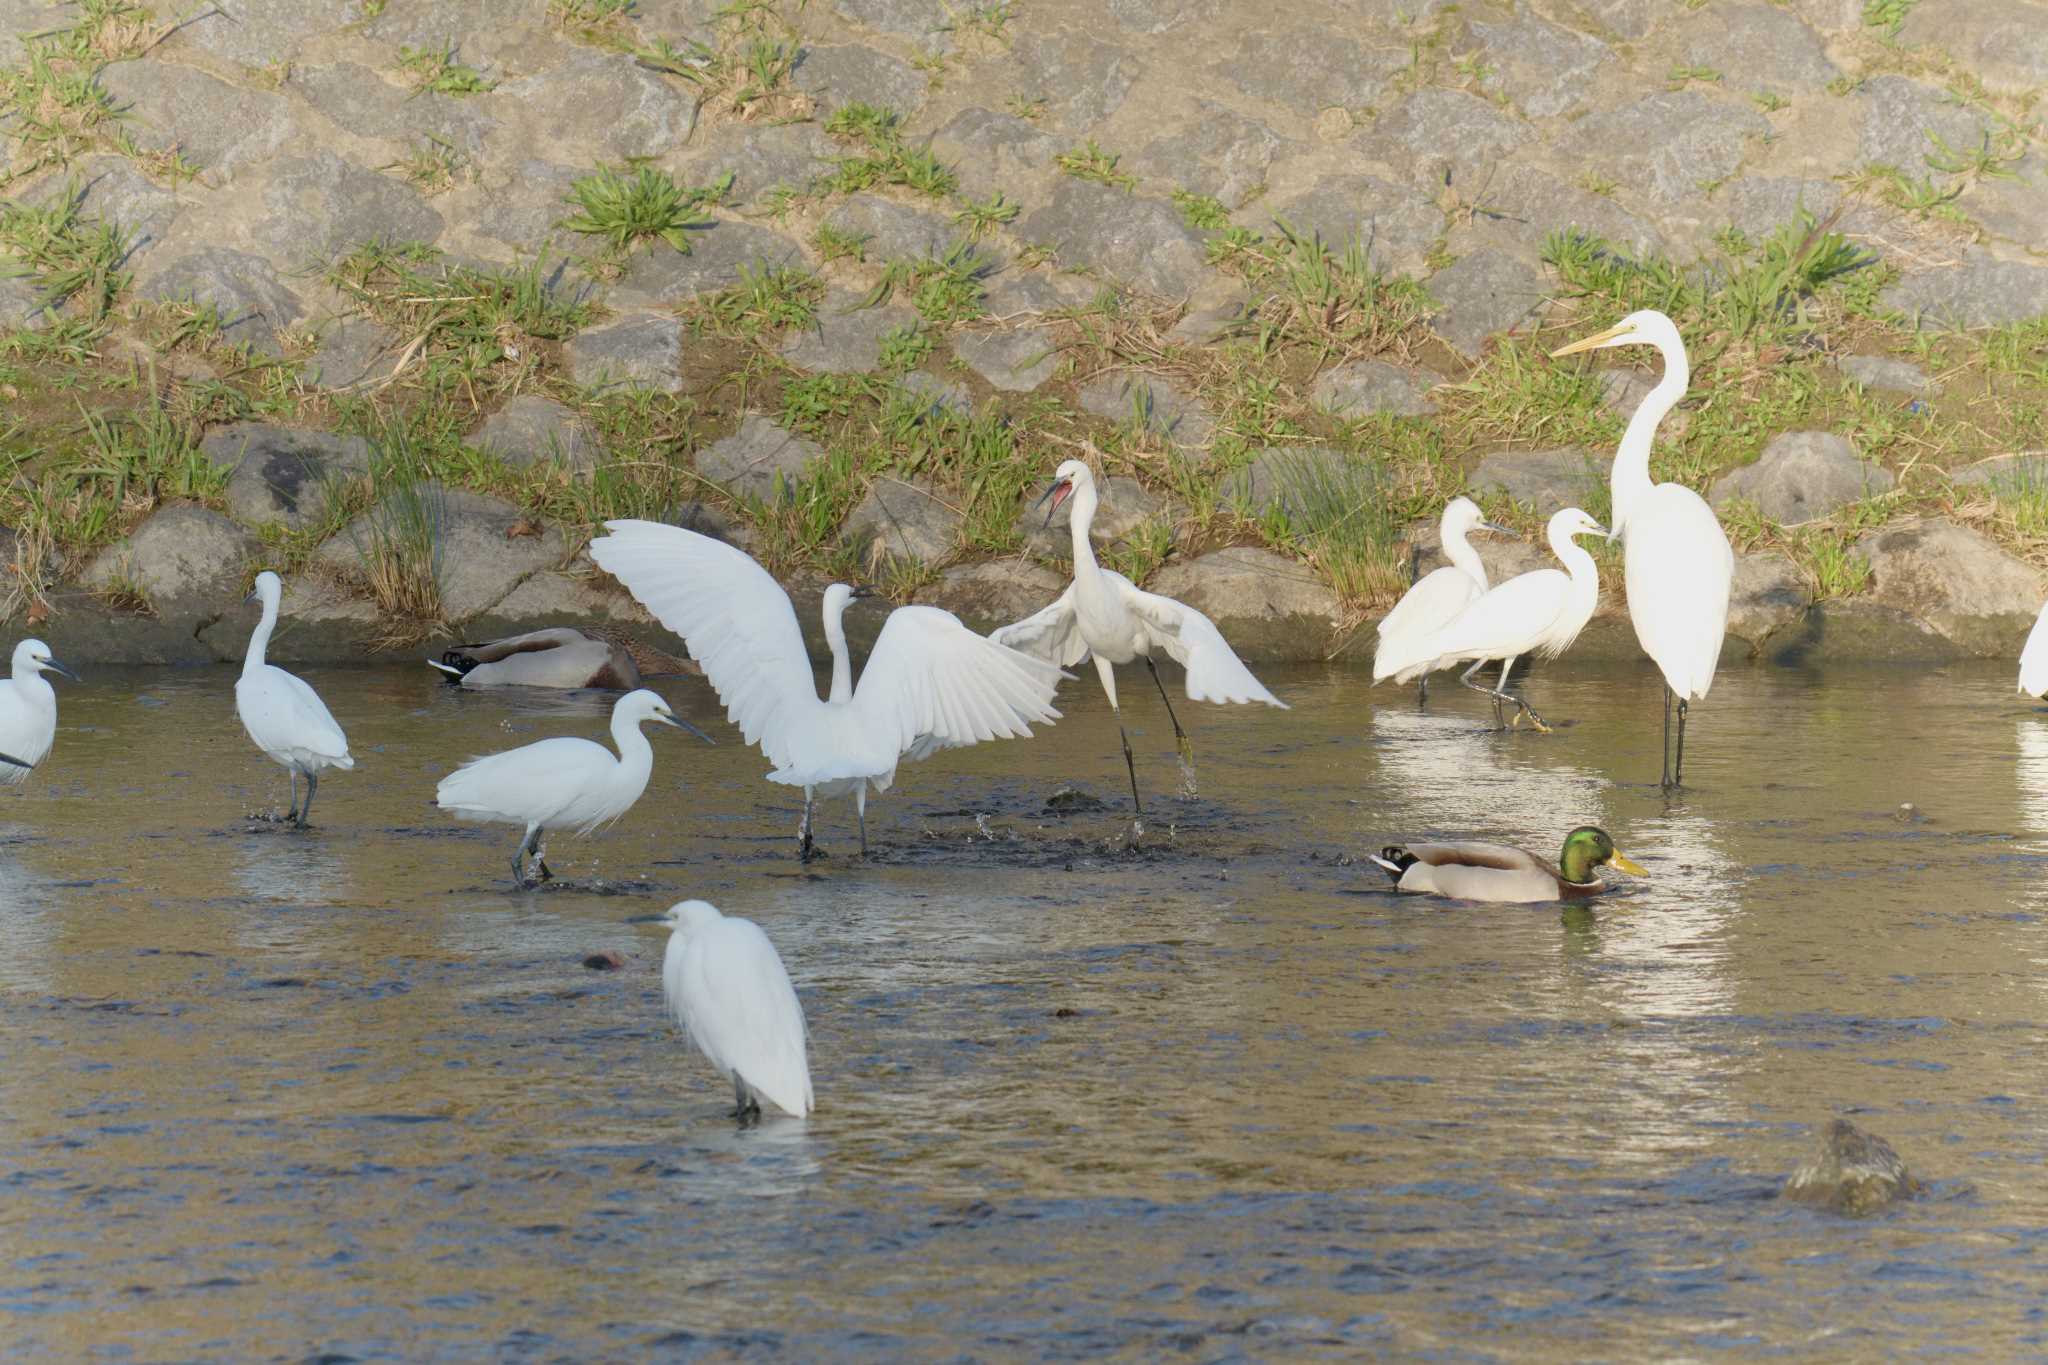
[1370,826,1647,903]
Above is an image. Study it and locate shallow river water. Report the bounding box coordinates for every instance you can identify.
[4,657,2048,1359]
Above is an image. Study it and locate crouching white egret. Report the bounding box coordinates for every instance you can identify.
[1372,496,1514,703]
[0,639,79,784]
[589,520,1066,861]
[2021,598,2048,698]
[992,459,1286,817]
[237,572,353,827]
[435,688,709,887]
[1407,507,1608,731]
[659,899,813,1120]
[1551,310,1732,788]
[1371,826,1647,903]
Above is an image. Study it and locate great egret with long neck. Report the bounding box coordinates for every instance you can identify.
[435,688,710,887]
[1551,310,1732,788]
[0,638,78,784]
[1406,507,1609,731]
[588,520,1067,860]
[236,572,353,827]
[1372,496,1513,703]
[993,459,1287,819]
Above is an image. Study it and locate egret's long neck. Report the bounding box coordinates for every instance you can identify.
[243,594,278,678]
[610,712,656,789]
[1611,339,1688,536]
[1442,522,1489,592]
[1067,482,1103,579]
[1553,528,1600,613]
[823,599,853,704]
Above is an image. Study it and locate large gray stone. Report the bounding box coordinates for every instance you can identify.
[1310,361,1436,419]
[954,327,1059,392]
[833,0,952,49]
[685,122,838,206]
[1019,475,1170,557]
[249,151,445,265]
[1853,518,2042,654]
[1474,164,1664,260]
[1900,0,2048,98]
[81,506,258,611]
[1839,355,1935,397]
[293,62,493,157]
[1427,250,1547,358]
[471,160,585,256]
[1021,180,1207,299]
[61,157,182,266]
[170,0,372,64]
[1146,547,1345,660]
[472,396,599,471]
[1225,28,1402,114]
[924,558,1070,630]
[1857,75,1990,174]
[696,416,823,501]
[1108,0,1222,32]
[928,108,1058,200]
[1883,249,2048,330]
[1360,88,1530,186]
[496,51,695,161]
[1077,374,1213,448]
[1010,33,1137,130]
[135,249,305,358]
[1262,175,1443,276]
[843,477,962,564]
[780,292,921,374]
[821,196,960,262]
[316,485,569,623]
[1677,5,1837,96]
[100,60,295,180]
[792,44,926,117]
[1709,176,1844,242]
[1727,552,1811,647]
[1950,454,2048,489]
[209,423,374,531]
[1783,1119,1922,1217]
[1233,447,1385,525]
[1135,103,1286,209]
[1470,448,1604,509]
[307,317,401,388]
[1469,13,1611,117]
[565,314,683,393]
[0,276,50,331]
[1710,432,1893,526]
[1574,92,1769,205]
[610,220,807,308]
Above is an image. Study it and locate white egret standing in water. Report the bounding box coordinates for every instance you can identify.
[1407,507,1608,731]
[1372,496,1514,703]
[436,688,710,887]
[2021,597,2048,698]
[660,899,813,1120]
[589,520,1066,860]
[993,459,1286,818]
[0,639,78,783]
[1551,310,1732,788]
[236,572,353,827]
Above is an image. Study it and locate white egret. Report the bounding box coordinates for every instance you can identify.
[992,459,1286,817]
[436,688,709,886]
[659,899,813,1119]
[1372,496,1514,702]
[1407,507,1608,732]
[237,572,353,827]
[429,627,644,690]
[588,520,1066,860]
[1371,826,1647,903]
[2021,597,2048,698]
[0,639,78,784]
[1551,310,1733,788]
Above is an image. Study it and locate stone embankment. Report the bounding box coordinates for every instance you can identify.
[2,0,2046,666]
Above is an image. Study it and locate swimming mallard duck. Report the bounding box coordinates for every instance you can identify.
[428,627,696,691]
[1370,826,1646,903]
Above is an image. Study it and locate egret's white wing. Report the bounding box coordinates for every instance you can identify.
[589,520,817,771]
[237,666,352,767]
[849,605,1066,763]
[2022,599,2048,697]
[0,682,52,785]
[275,670,352,760]
[990,585,1091,668]
[666,918,813,1117]
[1623,485,1732,700]
[436,737,620,832]
[1419,570,1570,665]
[1374,567,1483,682]
[1121,579,1287,707]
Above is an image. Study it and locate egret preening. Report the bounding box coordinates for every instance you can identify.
[0,639,78,785]
[1406,507,1608,732]
[1551,311,1733,788]
[429,627,643,690]
[588,520,1066,860]
[2021,598,2048,698]
[1372,496,1514,703]
[436,688,709,887]
[659,899,813,1120]
[236,572,353,827]
[1371,826,1647,903]
[992,459,1286,817]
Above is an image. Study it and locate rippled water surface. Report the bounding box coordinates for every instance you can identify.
[6,658,2048,1358]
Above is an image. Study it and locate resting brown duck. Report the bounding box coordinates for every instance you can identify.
[429,627,693,691]
[1369,826,1646,904]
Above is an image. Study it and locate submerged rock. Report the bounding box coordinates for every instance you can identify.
[1854,518,2042,654]
[1783,1119,1922,1216]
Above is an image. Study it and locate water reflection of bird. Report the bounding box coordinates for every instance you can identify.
[1372,827,1646,903]
[1370,705,1610,835]
[660,900,813,1120]
[236,572,354,828]
[1551,311,1733,789]
[1373,496,1513,704]
[591,520,1067,861]
[994,459,1285,818]
[436,688,709,887]
[0,638,79,783]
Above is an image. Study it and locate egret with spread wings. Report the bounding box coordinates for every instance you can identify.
[588,520,1067,860]
[993,460,1286,819]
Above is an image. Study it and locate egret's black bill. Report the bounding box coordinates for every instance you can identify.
[660,714,715,745]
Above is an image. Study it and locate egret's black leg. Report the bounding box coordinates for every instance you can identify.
[1417,675,1428,709]
[1661,686,1673,789]
[1115,714,1142,815]
[296,772,318,829]
[286,769,299,822]
[1672,696,1689,790]
[857,800,868,858]
[798,792,816,863]
[536,845,554,882]
[1145,657,1194,766]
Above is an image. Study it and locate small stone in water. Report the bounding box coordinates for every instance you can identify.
[1045,786,1108,814]
[582,951,625,971]
[1782,1118,1923,1216]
